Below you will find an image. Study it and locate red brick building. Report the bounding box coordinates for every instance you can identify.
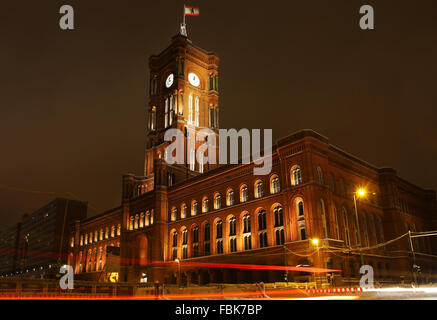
[68,34,437,286]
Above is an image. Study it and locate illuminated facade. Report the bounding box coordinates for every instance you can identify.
[68,34,437,286]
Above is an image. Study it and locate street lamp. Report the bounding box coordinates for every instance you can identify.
[353,188,369,266]
[311,238,320,288]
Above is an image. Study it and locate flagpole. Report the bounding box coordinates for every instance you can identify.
[183,4,186,25]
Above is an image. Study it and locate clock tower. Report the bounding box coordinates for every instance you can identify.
[144,33,220,187]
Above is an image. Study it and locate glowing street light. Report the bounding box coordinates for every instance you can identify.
[353,188,372,266]
[312,239,319,246]
[357,188,366,197]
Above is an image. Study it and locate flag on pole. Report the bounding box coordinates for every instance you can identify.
[184,5,200,16]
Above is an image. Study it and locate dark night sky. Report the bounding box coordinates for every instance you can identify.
[1,1,436,227]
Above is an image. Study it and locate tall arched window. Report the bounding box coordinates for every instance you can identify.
[192,201,198,216]
[214,194,221,210]
[229,216,236,236]
[129,216,134,231]
[195,96,199,126]
[216,220,223,254]
[271,175,280,194]
[342,207,350,246]
[240,185,248,202]
[202,197,209,213]
[146,211,151,226]
[258,210,268,248]
[182,228,188,259]
[134,215,139,230]
[172,231,178,260]
[296,199,306,240]
[181,204,188,219]
[188,94,193,124]
[171,207,177,221]
[317,166,323,184]
[227,189,235,206]
[320,199,328,238]
[274,205,285,245]
[255,181,264,198]
[292,166,302,186]
[140,212,145,228]
[229,217,237,252]
[243,213,252,250]
[192,226,199,257]
[165,97,169,127]
[117,224,121,236]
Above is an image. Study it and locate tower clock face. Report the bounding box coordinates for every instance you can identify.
[165,74,174,88]
[188,73,200,87]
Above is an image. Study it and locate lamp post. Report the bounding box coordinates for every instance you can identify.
[353,188,367,267]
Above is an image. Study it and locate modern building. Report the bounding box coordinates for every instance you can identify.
[68,32,437,286]
[0,223,21,277]
[0,198,87,279]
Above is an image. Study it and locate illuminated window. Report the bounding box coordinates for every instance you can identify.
[181,204,188,219]
[229,217,236,236]
[227,189,234,206]
[274,206,284,227]
[190,148,195,171]
[192,226,199,257]
[99,229,104,241]
[171,207,177,221]
[271,175,280,194]
[202,198,209,213]
[214,194,221,210]
[70,237,74,248]
[134,214,139,229]
[80,235,83,246]
[195,96,199,126]
[243,213,251,233]
[192,201,198,216]
[188,94,193,124]
[240,185,248,202]
[129,216,134,231]
[297,199,306,240]
[140,212,145,228]
[255,181,264,198]
[216,220,223,239]
[105,227,109,239]
[117,224,121,236]
[291,166,302,186]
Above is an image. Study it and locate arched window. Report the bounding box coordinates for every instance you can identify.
[297,199,306,240]
[216,220,223,254]
[140,212,145,228]
[192,201,198,216]
[271,175,280,194]
[134,214,139,230]
[274,205,285,245]
[258,210,268,248]
[214,194,221,210]
[171,207,177,221]
[202,197,209,213]
[181,203,188,219]
[342,207,350,246]
[229,217,237,252]
[182,228,188,259]
[192,226,199,257]
[320,199,328,238]
[100,228,104,240]
[195,96,199,126]
[317,166,323,184]
[105,227,109,239]
[291,166,302,186]
[243,213,252,250]
[146,211,151,226]
[172,231,178,260]
[229,217,236,236]
[333,207,340,240]
[188,94,193,124]
[80,235,84,246]
[227,189,235,206]
[129,216,134,231]
[255,181,264,198]
[274,206,284,227]
[240,185,248,203]
[243,213,251,234]
[165,97,169,127]
[117,224,121,236]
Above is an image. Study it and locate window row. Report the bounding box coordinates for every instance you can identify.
[77,224,121,247]
[129,210,154,231]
